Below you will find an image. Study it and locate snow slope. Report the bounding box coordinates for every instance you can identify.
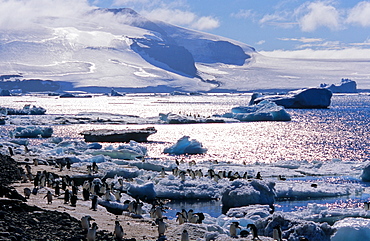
[0,7,369,92]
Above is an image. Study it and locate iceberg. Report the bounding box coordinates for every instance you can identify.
[360,162,370,182]
[222,100,291,121]
[5,104,47,115]
[88,141,147,160]
[320,78,357,93]
[250,88,333,109]
[11,126,53,138]
[221,179,275,212]
[163,136,207,155]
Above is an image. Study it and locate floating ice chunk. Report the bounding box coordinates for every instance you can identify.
[87,143,102,149]
[221,179,275,211]
[88,141,147,160]
[360,162,370,182]
[320,78,357,93]
[159,112,226,124]
[163,136,207,155]
[6,104,46,115]
[225,100,291,121]
[0,107,6,115]
[331,218,370,241]
[251,88,333,109]
[11,126,53,138]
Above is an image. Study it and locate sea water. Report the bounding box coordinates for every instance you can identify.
[0,93,369,217]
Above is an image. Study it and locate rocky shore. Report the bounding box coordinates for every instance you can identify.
[0,154,114,240]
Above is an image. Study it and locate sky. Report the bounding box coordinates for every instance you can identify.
[88,0,370,52]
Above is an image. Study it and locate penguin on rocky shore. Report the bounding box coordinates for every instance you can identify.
[114,220,125,241]
[86,222,98,241]
[81,215,95,232]
[91,194,98,211]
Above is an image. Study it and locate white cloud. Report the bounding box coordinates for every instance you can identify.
[0,0,92,30]
[278,37,324,43]
[191,16,220,30]
[256,40,266,45]
[347,1,370,27]
[297,1,341,32]
[142,8,219,30]
[143,8,196,26]
[231,9,254,19]
[259,11,297,28]
[260,48,370,59]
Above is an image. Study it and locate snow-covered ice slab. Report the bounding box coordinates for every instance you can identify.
[164,136,207,155]
[11,126,53,138]
[251,88,333,109]
[221,100,291,121]
[331,217,370,240]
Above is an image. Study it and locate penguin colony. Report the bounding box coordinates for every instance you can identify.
[17,155,314,241]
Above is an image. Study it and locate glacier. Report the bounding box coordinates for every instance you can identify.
[0,6,369,92]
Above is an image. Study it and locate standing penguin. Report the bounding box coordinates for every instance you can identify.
[92,161,98,173]
[176,212,186,224]
[23,188,31,199]
[181,229,189,241]
[54,182,60,196]
[230,221,240,238]
[247,224,260,240]
[81,216,95,232]
[8,147,14,156]
[70,194,77,207]
[156,218,167,238]
[273,225,282,241]
[64,189,70,204]
[114,220,125,241]
[83,187,90,201]
[86,222,98,241]
[91,194,98,211]
[44,191,53,204]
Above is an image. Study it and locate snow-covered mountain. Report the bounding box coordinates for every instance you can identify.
[1,7,369,92]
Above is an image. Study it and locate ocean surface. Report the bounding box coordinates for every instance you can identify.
[1,92,369,217]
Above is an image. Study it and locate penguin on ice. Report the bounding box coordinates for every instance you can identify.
[181,229,189,241]
[86,222,98,241]
[364,201,370,210]
[273,225,282,241]
[247,223,260,240]
[114,220,125,241]
[230,221,240,238]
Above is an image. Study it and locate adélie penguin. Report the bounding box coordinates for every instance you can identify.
[86,222,98,241]
[230,221,240,238]
[114,220,125,241]
[273,225,282,241]
[181,229,189,241]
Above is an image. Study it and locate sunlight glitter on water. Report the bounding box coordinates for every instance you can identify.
[1,93,369,164]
